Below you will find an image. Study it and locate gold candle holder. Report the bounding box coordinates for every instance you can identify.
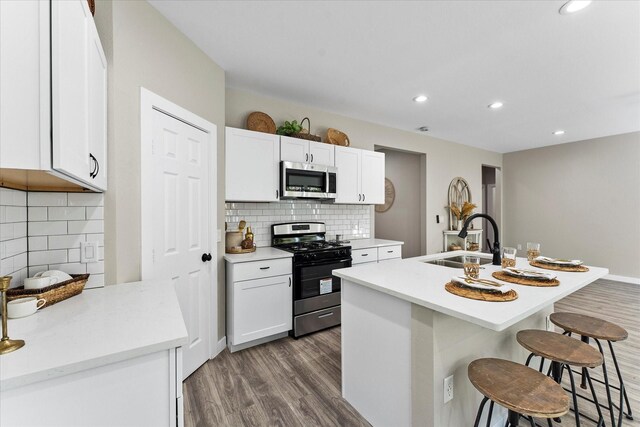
[0,276,25,355]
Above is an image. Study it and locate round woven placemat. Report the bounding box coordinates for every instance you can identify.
[529,261,589,272]
[492,271,559,287]
[445,282,518,302]
[246,112,276,134]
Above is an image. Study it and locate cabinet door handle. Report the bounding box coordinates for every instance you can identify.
[276,190,279,198]
[387,250,394,253]
[89,154,97,178]
[306,153,309,162]
[259,266,270,270]
[310,154,314,163]
[289,277,291,287]
[94,157,100,178]
[363,193,365,202]
[358,194,361,201]
[201,253,212,262]
[361,254,368,257]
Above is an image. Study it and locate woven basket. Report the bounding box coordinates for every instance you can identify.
[290,117,321,142]
[325,128,350,146]
[7,274,89,309]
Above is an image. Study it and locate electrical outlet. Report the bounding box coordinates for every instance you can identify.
[517,244,522,250]
[444,375,454,403]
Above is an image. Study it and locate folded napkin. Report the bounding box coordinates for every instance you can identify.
[535,256,583,266]
[503,267,556,281]
[451,276,513,294]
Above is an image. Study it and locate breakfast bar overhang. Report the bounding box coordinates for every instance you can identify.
[333,251,608,427]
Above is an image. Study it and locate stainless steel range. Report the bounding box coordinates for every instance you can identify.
[272,222,351,338]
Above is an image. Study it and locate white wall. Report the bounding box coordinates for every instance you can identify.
[375,149,424,258]
[503,131,640,279]
[225,88,503,255]
[94,1,227,337]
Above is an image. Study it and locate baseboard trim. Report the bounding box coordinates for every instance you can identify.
[605,274,640,285]
[213,336,226,358]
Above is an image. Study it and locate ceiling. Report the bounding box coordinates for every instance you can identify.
[148,1,640,153]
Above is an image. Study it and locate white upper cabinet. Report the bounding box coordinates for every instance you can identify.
[334,146,361,204]
[361,150,385,204]
[226,127,280,202]
[335,146,385,204]
[280,136,334,166]
[0,0,107,192]
[0,0,50,170]
[86,17,108,190]
[51,0,91,183]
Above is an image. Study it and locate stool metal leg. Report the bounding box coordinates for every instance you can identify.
[595,338,618,427]
[473,396,489,427]
[585,369,605,427]
[486,400,495,427]
[567,365,581,427]
[508,409,520,426]
[579,335,589,390]
[608,340,634,420]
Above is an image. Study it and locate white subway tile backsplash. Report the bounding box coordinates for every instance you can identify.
[2,189,105,287]
[68,193,104,206]
[28,207,48,221]
[29,249,68,266]
[28,192,67,207]
[68,220,103,234]
[5,206,27,222]
[29,221,67,236]
[29,236,48,251]
[48,234,85,249]
[225,201,371,247]
[85,206,104,220]
[48,206,85,221]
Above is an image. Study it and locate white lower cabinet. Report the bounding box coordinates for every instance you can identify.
[352,244,403,265]
[226,257,292,351]
[1,348,183,427]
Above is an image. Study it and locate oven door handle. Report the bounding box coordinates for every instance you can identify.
[297,258,352,267]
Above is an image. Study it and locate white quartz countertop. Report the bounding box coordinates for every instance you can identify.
[0,280,188,390]
[224,247,293,264]
[347,238,404,250]
[333,251,608,332]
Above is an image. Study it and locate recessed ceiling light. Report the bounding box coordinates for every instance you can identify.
[488,101,503,109]
[559,0,592,15]
[413,95,428,103]
[553,130,566,135]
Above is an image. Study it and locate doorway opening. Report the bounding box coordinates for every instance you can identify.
[481,165,502,252]
[374,147,426,258]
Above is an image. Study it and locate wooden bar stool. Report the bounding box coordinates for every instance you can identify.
[517,330,605,427]
[468,358,569,427]
[550,312,632,427]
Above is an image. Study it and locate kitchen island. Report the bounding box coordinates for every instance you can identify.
[333,251,608,427]
[0,280,188,427]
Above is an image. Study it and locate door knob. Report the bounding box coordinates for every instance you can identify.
[201,253,212,262]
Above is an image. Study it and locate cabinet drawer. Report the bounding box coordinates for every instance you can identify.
[233,258,292,282]
[352,248,378,264]
[378,245,402,260]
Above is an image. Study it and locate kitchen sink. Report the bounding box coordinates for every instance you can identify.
[424,255,493,268]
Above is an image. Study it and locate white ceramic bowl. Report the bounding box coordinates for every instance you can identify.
[34,270,73,283]
[24,276,59,290]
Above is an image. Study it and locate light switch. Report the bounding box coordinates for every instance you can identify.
[81,241,99,263]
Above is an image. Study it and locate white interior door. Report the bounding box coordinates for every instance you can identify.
[150,109,211,379]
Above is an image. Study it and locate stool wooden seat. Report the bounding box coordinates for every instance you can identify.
[517,330,603,368]
[550,312,628,342]
[469,358,569,420]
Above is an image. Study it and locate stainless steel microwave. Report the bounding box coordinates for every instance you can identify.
[280,161,337,200]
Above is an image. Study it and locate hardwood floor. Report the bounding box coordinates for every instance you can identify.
[184,279,639,426]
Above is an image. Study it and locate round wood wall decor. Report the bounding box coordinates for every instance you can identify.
[375,178,395,213]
